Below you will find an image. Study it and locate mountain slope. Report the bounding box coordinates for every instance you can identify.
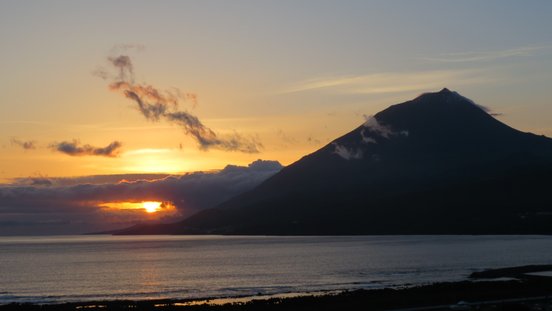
[120,89,552,235]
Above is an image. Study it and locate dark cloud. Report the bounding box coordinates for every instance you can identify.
[50,140,122,157]
[97,52,260,153]
[0,160,282,235]
[108,55,134,82]
[10,138,36,150]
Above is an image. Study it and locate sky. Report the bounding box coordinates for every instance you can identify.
[0,1,551,234]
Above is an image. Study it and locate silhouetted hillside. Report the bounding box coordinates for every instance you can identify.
[119,89,552,235]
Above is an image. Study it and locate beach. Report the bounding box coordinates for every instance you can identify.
[2,266,552,311]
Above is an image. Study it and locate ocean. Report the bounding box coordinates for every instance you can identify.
[1,235,551,304]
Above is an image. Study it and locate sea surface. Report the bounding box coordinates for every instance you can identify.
[1,235,552,304]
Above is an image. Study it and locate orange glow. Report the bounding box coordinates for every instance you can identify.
[101,201,175,214]
[121,149,191,174]
[142,201,161,213]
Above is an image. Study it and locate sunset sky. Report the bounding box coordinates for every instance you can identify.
[1,0,551,180]
[1,1,551,234]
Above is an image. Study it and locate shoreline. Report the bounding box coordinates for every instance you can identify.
[2,281,552,311]
[2,274,552,310]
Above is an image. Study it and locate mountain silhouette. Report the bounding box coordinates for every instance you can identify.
[118,89,552,235]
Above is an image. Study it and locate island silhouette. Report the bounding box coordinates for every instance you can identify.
[114,88,552,235]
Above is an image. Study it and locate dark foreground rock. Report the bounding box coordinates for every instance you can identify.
[470,265,552,279]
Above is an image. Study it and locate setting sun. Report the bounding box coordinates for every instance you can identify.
[100,201,176,215]
[142,201,162,213]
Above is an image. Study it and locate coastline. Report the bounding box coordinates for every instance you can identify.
[2,267,552,311]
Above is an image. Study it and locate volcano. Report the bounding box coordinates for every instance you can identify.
[120,89,552,235]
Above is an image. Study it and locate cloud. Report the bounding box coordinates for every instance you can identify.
[307,136,321,146]
[361,115,408,143]
[0,160,282,235]
[108,55,134,82]
[98,53,260,153]
[111,43,146,54]
[20,177,53,187]
[333,115,409,160]
[276,129,297,146]
[420,46,549,63]
[363,115,395,139]
[283,69,495,95]
[449,90,503,117]
[164,112,261,152]
[10,138,36,150]
[474,103,502,117]
[50,140,122,157]
[360,130,377,144]
[333,143,363,160]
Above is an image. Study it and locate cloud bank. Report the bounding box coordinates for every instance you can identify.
[98,54,261,153]
[0,160,282,235]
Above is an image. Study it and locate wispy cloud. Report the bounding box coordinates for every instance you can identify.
[333,143,363,160]
[362,115,409,142]
[276,129,298,146]
[283,69,494,95]
[306,136,322,146]
[420,45,549,63]
[10,138,36,150]
[50,140,122,157]
[96,52,261,153]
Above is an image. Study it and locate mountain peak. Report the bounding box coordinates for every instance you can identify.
[377,88,492,126]
[120,89,552,235]
[332,88,532,160]
[414,88,465,102]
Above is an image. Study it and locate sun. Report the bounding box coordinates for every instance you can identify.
[101,200,177,215]
[142,201,162,213]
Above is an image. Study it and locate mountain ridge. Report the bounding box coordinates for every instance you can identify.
[116,89,552,235]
